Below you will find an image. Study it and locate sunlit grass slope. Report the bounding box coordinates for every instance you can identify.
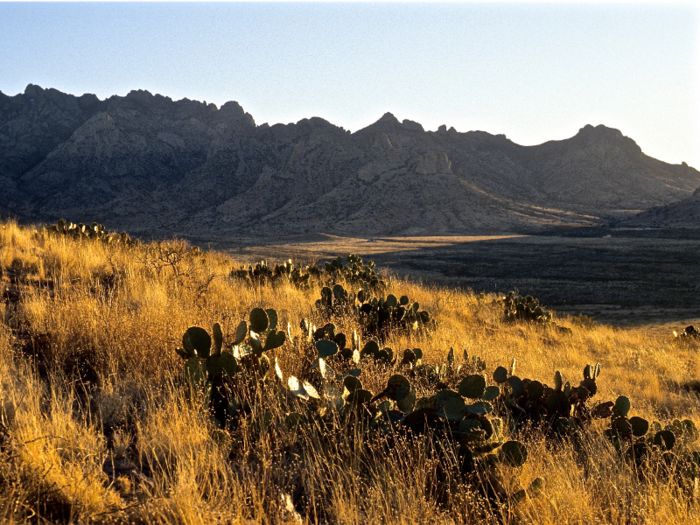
[0,219,699,524]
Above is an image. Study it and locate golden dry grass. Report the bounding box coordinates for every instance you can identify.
[0,219,699,524]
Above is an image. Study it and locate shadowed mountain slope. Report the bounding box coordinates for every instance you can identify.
[2,85,699,238]
[618,183,700,229]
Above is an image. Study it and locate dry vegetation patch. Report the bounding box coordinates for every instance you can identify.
[0,219,698,524]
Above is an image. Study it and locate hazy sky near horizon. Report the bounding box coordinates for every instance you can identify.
[1,2,698,168]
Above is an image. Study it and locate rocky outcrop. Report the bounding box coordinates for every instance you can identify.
[1,85,699,239]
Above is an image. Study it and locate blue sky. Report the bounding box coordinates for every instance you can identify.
[1,2,698,168]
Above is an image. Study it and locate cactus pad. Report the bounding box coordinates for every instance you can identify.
[183,327,212,359]
[384,374,412,401]
[614,396,631,418]
[316,339,339,358]
[499,440,528,468]
[493,366,508,384]
[457,375,487,399]
[249,308,269,333]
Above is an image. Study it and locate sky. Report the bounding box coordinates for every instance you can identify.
[1,2,699,168]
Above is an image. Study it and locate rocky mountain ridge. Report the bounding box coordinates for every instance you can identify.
[2,84,699,239]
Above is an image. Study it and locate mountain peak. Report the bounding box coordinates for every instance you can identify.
[363,113,424,132]
[573,124,641,156]
[123,89,157,106]
[24,83,44,98]
[354,112,403,135]
[577,124,623,138]
[377,112,399,125]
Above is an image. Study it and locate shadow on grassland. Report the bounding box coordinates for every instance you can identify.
[215,229,700,327]
[366,233,700,326]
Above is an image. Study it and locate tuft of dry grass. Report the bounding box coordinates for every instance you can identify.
[0,218,699,524]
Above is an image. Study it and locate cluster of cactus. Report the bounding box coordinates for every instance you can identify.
[276,326,699,503]
[396,348,610,442]
[174,308,286,427]
[167,269,700,510]
[299,319,363,361]
[324,254,386,290]
[495,363,615,438]
[369,370,539,505]
[315,284,354,317]
[604,396,700,484]
[404,348,485,388]
[315,283,435,341]
[230,254,384,292]
[283,320,362,406]
[382,352,613,451]
[357,290,436,340]
[503,292,552,324]
[275,326,540,505]
[45,219,135,245]
[231,259,321,288]
[173,314,539,506]
[673,325,699,340]
[173,304,700,509]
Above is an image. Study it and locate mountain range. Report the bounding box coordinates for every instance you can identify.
[1,84,699,240]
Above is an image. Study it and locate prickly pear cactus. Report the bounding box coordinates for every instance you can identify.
[174,309,286,427]
[44,219,137,245]
[323,254,386,290]
[604,396,700,485]
[503,291,552,324]
[231,259,320,288]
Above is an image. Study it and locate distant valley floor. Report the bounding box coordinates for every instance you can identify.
[208,229,700,327]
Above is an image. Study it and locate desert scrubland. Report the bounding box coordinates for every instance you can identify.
[1,219,699,524]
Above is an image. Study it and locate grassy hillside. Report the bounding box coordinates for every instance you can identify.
[1,219,699,524]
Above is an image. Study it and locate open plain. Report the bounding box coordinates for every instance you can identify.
[218,228,700,327]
